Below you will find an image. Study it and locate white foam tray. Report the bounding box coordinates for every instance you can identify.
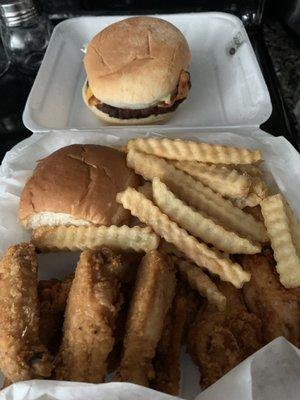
[1,130,300,399]
[23,13,272,133]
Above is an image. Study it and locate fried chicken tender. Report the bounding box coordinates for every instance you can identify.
[115,250,176,386]
[240,250,300,347]
[107,251,141,373]
[38,275,73,354]
[151,283,200,395]
[2,377,12,389]
[188,281,262,388]
[55,248,124,383]
[0,243,53,382]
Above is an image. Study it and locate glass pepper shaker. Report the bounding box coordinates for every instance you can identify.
[0,0,52,74]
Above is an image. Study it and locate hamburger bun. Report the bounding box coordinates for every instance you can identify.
[19,144,141,229]
[83,16,191,124]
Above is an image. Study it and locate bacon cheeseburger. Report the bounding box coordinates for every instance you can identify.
[83,16,191,125]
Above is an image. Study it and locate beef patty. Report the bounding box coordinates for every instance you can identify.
[96,98,186,120]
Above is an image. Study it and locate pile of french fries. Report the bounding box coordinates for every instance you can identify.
[32,138,300,311]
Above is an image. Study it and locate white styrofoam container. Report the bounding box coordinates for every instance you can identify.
[23,13,272,133]
[0,129,300,399]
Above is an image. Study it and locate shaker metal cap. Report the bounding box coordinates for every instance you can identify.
[0,0,38,27]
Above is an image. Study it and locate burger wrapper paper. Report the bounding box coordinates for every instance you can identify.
[0,129,300,400]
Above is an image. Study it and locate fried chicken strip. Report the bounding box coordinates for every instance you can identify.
[106,251,141,373]
[38,275,73,354]
[0,243,53,382]
[151,283,199,395]
[188,281,262,388]
[1,377,12,389]
[55,248,124,383]
[240,251,300,347]
[115,250,176,386]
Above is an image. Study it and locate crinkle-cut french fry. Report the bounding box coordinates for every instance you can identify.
[285,203,300,257]
[117,188,250,288]
[127,150,268,243]
[159,240,231,262]
[220,163,262,177]
[251,177,269,199]
[172,161,251,198]
[232,178,268,208]
[127,138,262,164]
[261,194,300,288]
[152,178,260,254]
[233,193,261,209]
[31,225,159,253]
[137,182,153,200]
[173,256,226,311]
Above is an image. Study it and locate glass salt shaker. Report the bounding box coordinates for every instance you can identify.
[0,0,52,74]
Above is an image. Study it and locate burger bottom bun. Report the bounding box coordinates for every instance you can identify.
[82,82,174,125]
[21,208,132,230]
[21,211,92,230]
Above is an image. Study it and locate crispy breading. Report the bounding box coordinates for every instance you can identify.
[107,251,141,373]
[188,281,262,388]
[0,243,53,382]
[38,275,73,354]
[240,251,300,347]
[55,248,124,383]
[1,377,12,389]
[115,250,176,386]
[152,283,199,395]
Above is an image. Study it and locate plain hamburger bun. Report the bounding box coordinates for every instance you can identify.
[83,16,191,109]
[19,144,141,229]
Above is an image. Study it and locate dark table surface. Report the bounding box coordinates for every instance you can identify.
[263,17,300,145]
[0,13,299,162]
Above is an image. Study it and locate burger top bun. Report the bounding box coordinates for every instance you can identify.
[84,16,191,109]
[19,144,141,229]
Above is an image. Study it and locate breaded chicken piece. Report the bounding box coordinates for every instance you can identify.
[1,377,12,389]
[115,250,176,386]
[0,243,53,382]
[106,252,141,373]
[55,248,123,383]
[38,275,73,354]
[188,281,262,388]
[151,283,200,395]
[240,251,300,347]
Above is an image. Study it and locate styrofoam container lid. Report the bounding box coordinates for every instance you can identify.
[23,13,272,133]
